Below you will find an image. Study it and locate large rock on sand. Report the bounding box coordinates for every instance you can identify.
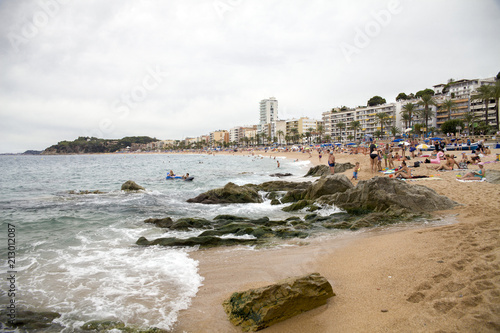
[186,182,262,204]
[304,163,354,177]
[121,180,145,191]
[223,273,335,332]
[318,176,458,213]
[304,174,353,200]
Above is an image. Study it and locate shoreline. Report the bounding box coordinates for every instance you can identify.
[173,148,500,332]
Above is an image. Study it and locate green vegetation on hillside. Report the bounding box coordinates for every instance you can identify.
[44,136,157,154]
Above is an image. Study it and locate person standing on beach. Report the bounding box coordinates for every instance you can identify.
[351,162,360,180]
[328,151,335,174]
[369,140,378,173]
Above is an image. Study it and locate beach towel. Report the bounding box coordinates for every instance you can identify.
[400,177,442,181]
[456,178,486,183]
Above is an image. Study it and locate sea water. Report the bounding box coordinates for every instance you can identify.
[0,153,314,331]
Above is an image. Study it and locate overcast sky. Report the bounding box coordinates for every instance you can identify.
[1,0,499,153]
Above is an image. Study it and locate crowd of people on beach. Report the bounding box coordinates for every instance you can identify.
[308,135,498,182]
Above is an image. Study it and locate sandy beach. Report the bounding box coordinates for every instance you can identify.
[173,146,500,333]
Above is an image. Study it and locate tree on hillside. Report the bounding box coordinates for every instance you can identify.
[472,85,493,126]
[396,92,409,101]
[418,94,437,137]
[415,88,434,98]
[367,96,386,106]
[439,98,456,121]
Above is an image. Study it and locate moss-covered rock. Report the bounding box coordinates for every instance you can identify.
[0,309,61,330]
[186,182,262,204]
[223,273,335,331]
[136,236,258,248]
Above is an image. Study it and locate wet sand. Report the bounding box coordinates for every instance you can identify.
[173,147,500,332]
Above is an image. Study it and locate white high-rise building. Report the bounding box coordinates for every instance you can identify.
[259,97,278,139]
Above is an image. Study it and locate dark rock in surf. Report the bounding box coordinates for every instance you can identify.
[0,309,61,330]
[186,182,262,204]
[136,236,258,248]
[121,180,145,191]
[270,173,293,177]
[144,217,174,228]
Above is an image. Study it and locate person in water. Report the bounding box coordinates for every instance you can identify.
[168,170,175,177]
[182,173,190,180]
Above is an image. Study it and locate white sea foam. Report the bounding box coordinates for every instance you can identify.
[17,223,203,331]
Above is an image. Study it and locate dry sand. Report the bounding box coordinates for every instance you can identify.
[173,147,500,333]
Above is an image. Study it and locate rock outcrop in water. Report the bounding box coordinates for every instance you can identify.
[186,182,262,204]
[121,180,145,191]
[317,176,458,213]
[223,273,335,332]
[0,309,62,331]
[136,215,309,248]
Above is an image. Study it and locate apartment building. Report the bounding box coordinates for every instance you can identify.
[259,97,278,138]
[433,77,498,131]
[229,126,257,144]
[322,103,400,141]
[285,117,319,139]
[209,130,229,145]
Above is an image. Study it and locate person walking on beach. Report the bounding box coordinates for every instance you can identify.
[328,151,336,174]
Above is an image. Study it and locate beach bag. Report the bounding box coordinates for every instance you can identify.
[458,162,467,169]
[424,158,430,163]
[413,161,420,167]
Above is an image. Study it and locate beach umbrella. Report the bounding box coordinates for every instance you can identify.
[404,142,410,146]
[430,137,442,141]
[416,144,429,149]
[334,143,342,146]
[392,138,403,142]
[346,143,357,146]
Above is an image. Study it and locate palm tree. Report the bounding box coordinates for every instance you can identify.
[375,113,390,138]
[461,111,476,135]
[473,85,493,126]
[276,130,284,145]
[336,122,346,142]
[491,81,500,131]
[439,98,456,121]
[401,113,411,130]
[316,124,324,143]
[349,120,361,142]
[401,102,417,129]
[324,135,332,143]
[290,128,299,144]
[390,126,401,137]
[418,94,437,137]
